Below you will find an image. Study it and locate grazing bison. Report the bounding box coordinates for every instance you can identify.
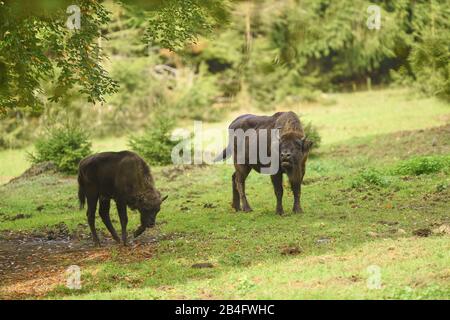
[215,111,313,214]
[78,151,167,245]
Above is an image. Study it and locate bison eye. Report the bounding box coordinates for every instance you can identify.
[294,139,304,149]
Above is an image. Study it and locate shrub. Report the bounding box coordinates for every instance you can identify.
[393,155,450,176]
[129,114,182,166]
[351,168,390,188]
[29,124,92,174]
[304,121,321,151]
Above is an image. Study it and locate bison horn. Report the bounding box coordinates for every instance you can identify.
[161,195,168,202]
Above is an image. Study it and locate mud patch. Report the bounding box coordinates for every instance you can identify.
[0,229,177,299]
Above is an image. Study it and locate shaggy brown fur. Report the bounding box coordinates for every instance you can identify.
[78,151,167,245]
[215,111,313,214]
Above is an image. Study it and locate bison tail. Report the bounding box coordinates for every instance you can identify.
[77,175,86,210]
[213,143,232,162]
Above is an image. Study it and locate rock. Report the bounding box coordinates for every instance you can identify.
[367,231,379,238]
[397,228,407,235]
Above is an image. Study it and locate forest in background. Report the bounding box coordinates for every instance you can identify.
[0,0,449,149]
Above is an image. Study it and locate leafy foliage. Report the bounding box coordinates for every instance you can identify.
[0,0,230,115]
[1,0,449,149]
[143,0,230,51]
[351,168,390,188]
[172,63,223,121]
[129,114,182,166]
[303,121,321,151]
[29,123,92,174]
[393,155,450,176]
[0,0,118,114]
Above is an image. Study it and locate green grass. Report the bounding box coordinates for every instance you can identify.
[67,237,450,300]
[1,88,448,185]
[0,88,449,300]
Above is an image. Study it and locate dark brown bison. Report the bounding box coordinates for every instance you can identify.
[214,112,313,214]
[78,151,167,245]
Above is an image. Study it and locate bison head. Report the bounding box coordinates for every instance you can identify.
[134,192,168,238]
[279,133,313,174]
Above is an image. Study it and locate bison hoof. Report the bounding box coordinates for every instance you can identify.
[93,241,102,247]
[276,209,284,215]
[293,207,303,214]
[232,205,241,212]
[242,206,253,212]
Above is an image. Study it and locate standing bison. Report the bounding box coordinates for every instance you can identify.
[78,151,167,245]
[215,112,313,215]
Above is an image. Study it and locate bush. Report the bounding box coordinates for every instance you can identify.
[393,155,450,176]
[29,124,92,174]
[351,168,390,189]
[304,121,321,151]
[129,114,182,166]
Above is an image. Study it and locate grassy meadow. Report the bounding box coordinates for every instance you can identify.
[0,88,449,299]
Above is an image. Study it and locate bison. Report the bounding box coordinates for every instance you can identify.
[214,111,313,214]
[78,151,167,245]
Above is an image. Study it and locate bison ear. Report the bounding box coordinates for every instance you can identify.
[161,195,168,203]
[302,138,313,152]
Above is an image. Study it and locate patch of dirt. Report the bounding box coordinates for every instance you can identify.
[412,228,432,237]
[0,227,174,299]
[7,162,57,184]
[281,246,302,256]
[203,202,218,209]
[377,220,399,227]
[191,262,214,269]
[1,213,32,222]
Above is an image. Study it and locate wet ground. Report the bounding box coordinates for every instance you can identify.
[0,226,163,299]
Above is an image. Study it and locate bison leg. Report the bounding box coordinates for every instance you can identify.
[99,199,120,244]
[116,201,128,246]
[86,196,100,246]
[235,166,252,212]
[231,172,241,211]
[271,172,284,215]
[291,182,303,213]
